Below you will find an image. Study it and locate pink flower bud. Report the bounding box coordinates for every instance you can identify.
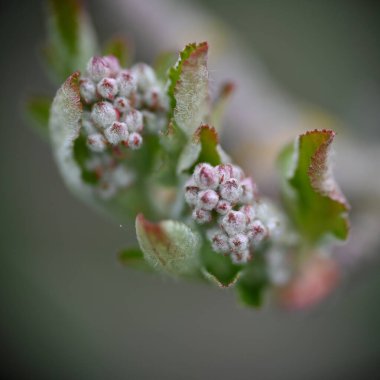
[219,178,242,203]
[132,63,157,92]
[184,179,199,206]
[113,97,131,113]
[230,249,251,264]
[221,210,246,236]
[125,110,144,132]
[104,122,129,145]
[231,165,244,181]
[197,189,219,210]
[228,234,249,252]
[91,101,118,128]
[97,77,118,100]
[240,205,256,225]
[208,230,230,254]
[215,199,232,215]
[193,163,218,190]
[240,177,255,203]
[247,220,267,243]
[215,164,233,184]
[117,70,137,97]
[87,133,107,152]
[192,208,212,224]
[103,55,120,77]
[79,78,97,103]
[87,56,111,82]
[127,132,143,150]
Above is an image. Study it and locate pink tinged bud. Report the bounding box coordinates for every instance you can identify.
[230,249,251,264]
[197,189,219,210]
[219,178,242,203]
[215,199,232,215]
[87,133,107,152]
[221,211,246,236]
[192,208,212,224]
[193,163,218,190]
[209,231,230,254]
[184,180,199,206]
[91,101,118,129]
[215,164,233,184]
[127,132,143,150]
[144,86,164,109]
[231,165,245,181]
[97,77,118,100]
[113,97,131,113]
[87,56,111,82]
[240,204,256,225]
[103,55,120,77]
[117,70,137,97]
[125,110,144,132]
[132,63,157,92]
[228,234,249,252]
[79,78,97,103]
[104,122,129,145]
[247,220,267,243]
[240,177,254,203]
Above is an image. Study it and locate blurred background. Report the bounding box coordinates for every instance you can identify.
[1,0,380,379]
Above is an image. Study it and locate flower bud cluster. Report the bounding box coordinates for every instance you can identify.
[77,56,168,198]
[185,163,269,264]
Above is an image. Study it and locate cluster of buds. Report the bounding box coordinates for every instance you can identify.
[77,55,168,198]
[185,163,269,264]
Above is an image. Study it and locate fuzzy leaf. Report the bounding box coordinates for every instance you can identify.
[118,248,152,271]
[278,129,350,243]
[136,214,200,276]
[177,124,229,174]
[168,42,209,136]
[45,0,98,82]
[25,96,52,139]
[104,36,133,67]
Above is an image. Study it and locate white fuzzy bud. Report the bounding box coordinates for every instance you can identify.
[87,133,107,152]
[230,249,251,264]
[125,110,144,133]
[247,220,267,243]
[240,204,256,225]
[193,163,218,190]
[231,165,244,181]
[221,210,246,236]
[97,77,118,100]
[132,63,157,92]
[215,164,233,184]
[198,189,219,210]
[87,56,111,82]
[192,208,212,224]
[117,70,137,97]
[144,86,167,109]
[79,77,97,103]
[127,132,143,150]
[240,177,255,203]
[103,55,120,77]
[215,199,232,215]
[228,234,249,252]
[91,101,118,128]
[104,121,129,145]
[184,179,199,206]
[81,112,98,134]
[208,230,230,254]
[219,178,242,203]
[113,97,131,113]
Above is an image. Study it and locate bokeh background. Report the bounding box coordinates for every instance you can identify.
[1,0,380,379]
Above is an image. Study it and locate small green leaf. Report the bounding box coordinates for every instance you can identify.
[209,82,235,131]
[104,36,133,67]
[25,96,52,139]
[177,124,229,174]
[167,42,209,136]
[201,241,242,287]
[278,129,350,244]
[136,214,200,276]
[45,0,98,82]
[236,257,268,308]
[118,248,152,271]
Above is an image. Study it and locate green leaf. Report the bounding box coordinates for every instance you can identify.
[201,241,242,287]
[278,129,350,244]
[45,0,98,82]
[118,248,152,271]
[177,124,229,174]
[236,256,268,307]
[167,42,210,136]
[25,96,52,139]
[104,36,133,67]
[135,214,200,276]
[209,82,235,131]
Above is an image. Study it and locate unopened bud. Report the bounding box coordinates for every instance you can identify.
[198,189,219,210]
[132,63,157,92]
[87,56,111,82]
[104,121,129,145]
[117,70,137,97]
[103,55,120,77]
[127,132,143,150]
[91,101,118,128]
[215,199,232,215]
[219,178,242,203]
[113,97,131,113]
[228,234,249,252]
[79,78,97,103]
[208,230,230,254]
[221,210,246,236]
[97,77,118,100]
[240,177,254,203]
[193,163,218,190]
[247,220,267,243]
[231,165,244,181]
[192,208,212,224]
[240,204,256,225]
[125,110,143,132]
[230,249,251,264]
[184,179,199,206]
[87,133,107,152]
[215,164,233,184]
